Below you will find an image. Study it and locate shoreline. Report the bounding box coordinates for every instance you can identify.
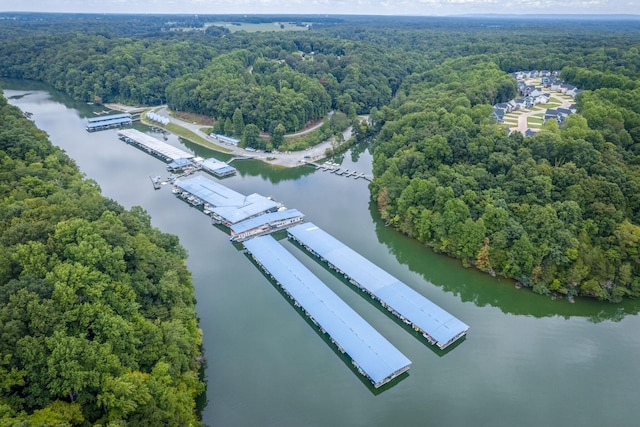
[105,103,338,168]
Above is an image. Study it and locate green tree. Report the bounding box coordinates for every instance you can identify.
[242,124,261,148]
[232,107,245,135]
[271,123,286,149]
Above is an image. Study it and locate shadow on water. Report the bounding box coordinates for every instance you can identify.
[369,202,640,322]
[241,250,409,395]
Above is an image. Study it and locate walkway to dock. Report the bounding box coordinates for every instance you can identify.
[288,223,469,350]
[244,235,411,388]
[118,129,193,162]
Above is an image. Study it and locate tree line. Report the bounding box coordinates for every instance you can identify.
[370,48,640,301]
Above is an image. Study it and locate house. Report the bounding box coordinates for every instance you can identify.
[543,109,566,124]
[560,84,575,94]
[494,102,512,113]
[493,110,505,123]
[566,88,582,98]
[514,98,527,110]
[525,129,538,137]
[529,88,544,98]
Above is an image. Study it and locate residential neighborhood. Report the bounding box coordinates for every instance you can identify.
[493,70,581,135]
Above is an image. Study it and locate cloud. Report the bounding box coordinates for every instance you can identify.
[1,0,637,15]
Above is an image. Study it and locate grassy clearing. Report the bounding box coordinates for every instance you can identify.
[207,21,310,33]
[141,110,232,153]
[163,123,233,153]
[528,117,544,126]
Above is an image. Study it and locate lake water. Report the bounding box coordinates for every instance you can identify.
[4,81,640,427]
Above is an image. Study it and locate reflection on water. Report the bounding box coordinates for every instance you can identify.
[371,201,640,322]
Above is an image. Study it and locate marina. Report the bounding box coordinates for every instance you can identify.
[118,128,194,162]
[288,223,469,350]
[243,235,412,389]
[117,124,467,384]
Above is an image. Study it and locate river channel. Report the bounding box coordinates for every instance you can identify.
[4,81,640,427]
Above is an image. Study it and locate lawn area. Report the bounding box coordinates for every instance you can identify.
[539,101,562,108]
[528,117,544,126]
[163,123,233,153]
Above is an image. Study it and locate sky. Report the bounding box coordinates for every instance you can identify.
[1,0,639,16]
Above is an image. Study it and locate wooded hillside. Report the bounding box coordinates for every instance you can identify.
[0,14,639,300]
[0,90,204,425]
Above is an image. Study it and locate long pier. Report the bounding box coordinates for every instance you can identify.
[288,223,469,350]
[244,235,411,388]
[118,129,193,162]
[308,162,372,181]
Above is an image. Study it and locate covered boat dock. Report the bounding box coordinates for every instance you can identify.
[288,223,469,350]
[200,158,237,178]
[173,175,279,225]
[118,129,193,162]
[86,113,132,131]
[243,235,411,388]
[229,208,304,242]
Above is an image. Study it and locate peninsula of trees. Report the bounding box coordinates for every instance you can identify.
[0,15,639,301]
[0,90,204,425]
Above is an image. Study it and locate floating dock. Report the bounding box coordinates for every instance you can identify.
[118,129,193,162]
[86,113,132,131]
[230,208,304,242]
[173,175,279,226]
[288,223,469,350]
[244,235,411,388]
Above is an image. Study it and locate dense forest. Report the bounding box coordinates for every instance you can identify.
[0,17,639,291]
[0,90,204,424]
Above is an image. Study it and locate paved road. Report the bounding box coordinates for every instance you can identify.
[153,106,344,168]
[511,85,574,134]
[105,103,353,168]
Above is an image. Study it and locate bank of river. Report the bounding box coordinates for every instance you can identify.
[4,81,640,427]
